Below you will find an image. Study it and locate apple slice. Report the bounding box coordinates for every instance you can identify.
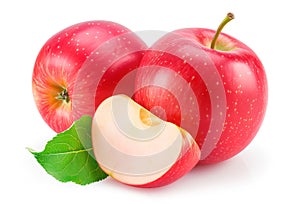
[92,94,200,188]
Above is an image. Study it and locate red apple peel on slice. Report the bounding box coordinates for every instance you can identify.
[91,94,200,188]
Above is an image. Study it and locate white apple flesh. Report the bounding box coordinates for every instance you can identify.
[91,94,200,187]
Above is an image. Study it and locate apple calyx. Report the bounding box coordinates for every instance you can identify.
[55,88,70,103]
[210,12,235,50]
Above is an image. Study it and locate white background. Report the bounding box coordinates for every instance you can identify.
[1,0,299,203]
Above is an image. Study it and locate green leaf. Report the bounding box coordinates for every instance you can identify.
[28,115,108,185]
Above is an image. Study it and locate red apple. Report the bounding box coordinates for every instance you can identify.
[92,94,200,187]
[32,21,146,132]
[133,13,268,164]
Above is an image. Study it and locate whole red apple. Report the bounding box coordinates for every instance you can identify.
[134,13,268,164]
[32,21,146,132]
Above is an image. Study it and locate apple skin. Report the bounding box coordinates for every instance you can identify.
[32,21,146,132]
[136,140,200,188]
[133,28,268,164]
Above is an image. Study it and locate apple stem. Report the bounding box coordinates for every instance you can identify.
[56,89,70,103]
[210,12,235,50]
